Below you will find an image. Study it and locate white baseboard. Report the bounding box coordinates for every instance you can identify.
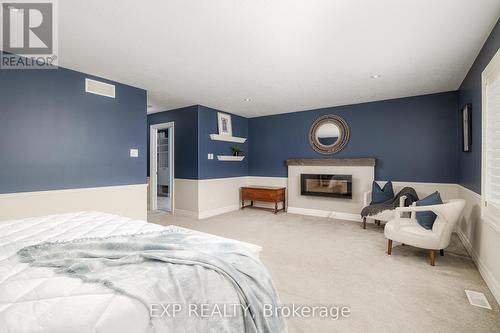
[175,205,240,219]
[456,227,500,306]
[287,206,361,222]
[456,184,500,306]
[173,208,199,219]
[198,204,240,219]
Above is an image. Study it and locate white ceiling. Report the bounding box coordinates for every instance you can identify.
[58,0,500,117]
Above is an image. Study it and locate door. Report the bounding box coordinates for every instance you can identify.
[156,129,171,211]
[150,122,174,212]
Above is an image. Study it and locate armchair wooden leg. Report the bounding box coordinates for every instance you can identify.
[440,249,444,256]
[429,250,436,266]
[387,239,392,255]
[363,217,366,229]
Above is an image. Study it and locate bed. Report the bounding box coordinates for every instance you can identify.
[0,211,280,333]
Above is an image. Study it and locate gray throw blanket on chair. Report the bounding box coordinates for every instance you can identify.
[17,230,287,333]
[361,187,419,218]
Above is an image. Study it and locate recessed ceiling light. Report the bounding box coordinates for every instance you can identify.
[244,98,251,102]
[371,74,382,79]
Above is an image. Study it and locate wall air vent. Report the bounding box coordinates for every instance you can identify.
[85,78,115,98]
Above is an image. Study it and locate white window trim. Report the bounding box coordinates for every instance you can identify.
[481,48,500,230]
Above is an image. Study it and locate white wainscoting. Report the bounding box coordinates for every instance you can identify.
[172,177,461,223]
[392,181,458,201]
[170,176,289,219]
[246,176,288,187]
[173,178,199,217]
[198,177,247,219]
[456,185,500,306]
[0,184,148,221]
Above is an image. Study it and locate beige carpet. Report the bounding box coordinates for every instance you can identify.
[148,209,500,333]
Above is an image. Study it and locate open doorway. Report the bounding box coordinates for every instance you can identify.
[150,122,174,212]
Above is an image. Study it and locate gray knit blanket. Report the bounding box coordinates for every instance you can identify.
[361,187,419,218]
[17,231,287,333]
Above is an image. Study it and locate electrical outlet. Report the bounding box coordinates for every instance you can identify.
[208,153,214,160]
[130,149,139,157]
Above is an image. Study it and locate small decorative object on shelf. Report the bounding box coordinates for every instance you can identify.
[230,144,244,157]
[217,112,233,136]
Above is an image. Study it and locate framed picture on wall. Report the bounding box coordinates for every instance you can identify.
[217,112,233,136]
[462,103,472,152]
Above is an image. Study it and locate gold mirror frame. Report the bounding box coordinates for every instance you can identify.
[309,114,350,155]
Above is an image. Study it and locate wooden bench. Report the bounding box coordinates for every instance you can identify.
[241,186,286,214]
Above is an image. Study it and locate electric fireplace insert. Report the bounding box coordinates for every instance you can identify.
[300,174,352,199]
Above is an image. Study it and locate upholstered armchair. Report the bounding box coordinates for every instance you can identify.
[362,186,407,228]
[384,199,466,266]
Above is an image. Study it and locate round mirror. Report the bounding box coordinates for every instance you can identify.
[315,122,340,146]
[309,114,350,155]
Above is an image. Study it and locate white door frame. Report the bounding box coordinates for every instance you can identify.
[150,122,175,212]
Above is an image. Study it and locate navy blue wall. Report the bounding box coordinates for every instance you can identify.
[249,92,459,183]
[458,19,500,194]
[0,67,147,194]
[198,106,248,179]
[147,105,248,179]
[147,106,199,179]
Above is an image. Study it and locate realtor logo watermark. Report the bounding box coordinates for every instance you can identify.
[1,0,58,69]
[150,303,352,321]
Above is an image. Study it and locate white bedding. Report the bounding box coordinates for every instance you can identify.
[0,211,262,333]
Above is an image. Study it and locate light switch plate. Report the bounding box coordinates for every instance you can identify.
[130,149,139,158]
[208,153,214,160]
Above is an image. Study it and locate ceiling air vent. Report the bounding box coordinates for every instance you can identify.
[85,78,115,98]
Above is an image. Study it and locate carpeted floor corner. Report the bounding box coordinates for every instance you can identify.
[148,209,500,333]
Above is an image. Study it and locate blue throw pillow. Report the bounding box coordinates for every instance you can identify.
[371,181,394,204]
[415,192,443,230]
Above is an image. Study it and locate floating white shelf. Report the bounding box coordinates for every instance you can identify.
[210,134,247,143]
[217,155,245,161]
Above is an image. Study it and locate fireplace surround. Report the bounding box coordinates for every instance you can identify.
[286,158,375,221]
